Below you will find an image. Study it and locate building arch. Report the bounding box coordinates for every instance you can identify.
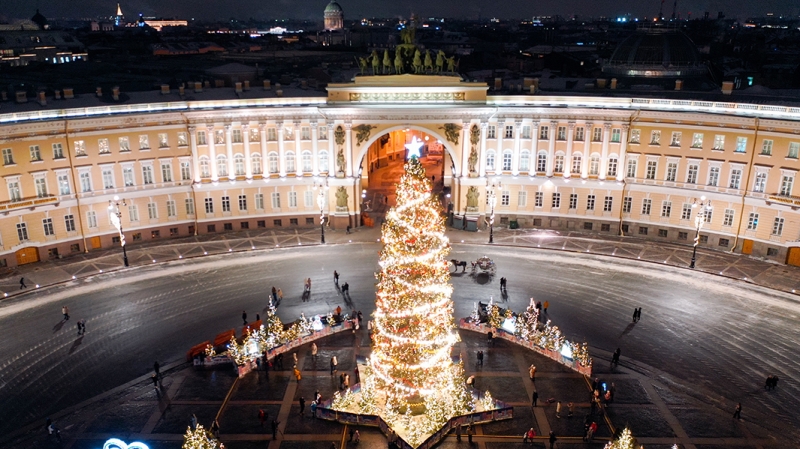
[353,124,462,178]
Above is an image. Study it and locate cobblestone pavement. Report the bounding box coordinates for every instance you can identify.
[1,225,799,449]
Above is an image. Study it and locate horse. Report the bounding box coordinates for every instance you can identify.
[450,259,468,272]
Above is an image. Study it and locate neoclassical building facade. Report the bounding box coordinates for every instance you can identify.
[1,74,799,267]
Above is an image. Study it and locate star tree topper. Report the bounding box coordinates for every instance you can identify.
[405,136,424,159]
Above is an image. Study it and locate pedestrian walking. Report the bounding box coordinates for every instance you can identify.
[334,271,339,285]
[531,390,538,407]
[277,288,283,301]
[20,277,27,289]
[487,330,493,346]
[62,305,70,321]
[543,301,549,313]
[256,314,260,321]
[556,401,562,418]
[47,421,61,442]
[272,286,277,302]
[242,310,248,325]
[568,401,574,417]
[293,352,298,367]
[294,367,302,381]
[455,424,462,441]
[311,342,318,357]
[632,308,638,322]
[151,374,160,393]
[331,355,338,374]
[311,400,318,418]
[637,307,642,321]
[271,418,280,440]
[733,402,742,420]
[467,424,474,443]
[299,397,306,415]
[354,430,360,444]
[336,305,342,316]
[259,409,267,427]
[349,427,355,442]
[548,431,557,449]
[342,282,349,294]
[306,278,312,291]
[210,419,220,438]
[354,366,360,383]
[77,320,83,335]
[587,421,597,441]
[154,361,160,377]
[477,350,484,366]
[523,428,536,443]
[765,375,773,389]
[529,364,536,381]
[611,348,621,366]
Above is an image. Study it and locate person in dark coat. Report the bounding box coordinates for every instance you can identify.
[532,390,539,407]
[242,310,248,325]
[299,397,306,415]
[611,348,621,366]
[548,430,557,449]
[271,418,280,439]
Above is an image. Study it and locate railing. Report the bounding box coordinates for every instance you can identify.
[0,195,58,212]
[768,194,800,207]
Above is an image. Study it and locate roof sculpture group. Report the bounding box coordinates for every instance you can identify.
[357,26,459,75]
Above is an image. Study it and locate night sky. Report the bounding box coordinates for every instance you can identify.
[4,0,798,22]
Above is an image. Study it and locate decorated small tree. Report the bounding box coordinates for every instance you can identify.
[518,298,540,341]
[604,427,637,449]
[182,424,220,449]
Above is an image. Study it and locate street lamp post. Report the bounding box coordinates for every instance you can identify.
[486,178,501,244]
[314,178,329,244]
[108,195,129,267]
[690,196,712,269]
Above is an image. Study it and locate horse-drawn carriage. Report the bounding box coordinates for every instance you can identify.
[450,256,496,276]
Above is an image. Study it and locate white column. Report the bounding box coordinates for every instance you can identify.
[327,124,335,178]
[345,122,353,177]
[581,122,592,178]
[460,122,470,177]
[258,123,267,176]
[511,119,522,175]
[564,122,575,178]
[243,124,252,179]
[189,125,200,183]
[478,122,488,178]
[531,122,539,173]
[224,124,234,180]
[496,121,505,175]
[277,121,286,177]
[294,120,302,177]
[617,125,629,182]
[207,125,218,181]
[599,123,611,180]
[545,120,556,177]
[311,122,319,175]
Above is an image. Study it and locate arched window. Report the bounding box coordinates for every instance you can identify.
[251,153,262,175]
[571,152,582,174]
[519,150,530,172]
[234,154,245,176]
[536,151,548,172]
[268,152,279,174]
[285,151,296,173]
[607,155,618,177]
[502,150,513,171]
[554,153,565,173]
[319,150,329,172]
[199,156,210,178]
[486,150,496,171]
[216,155,228,177]
[302,150,313,173]
[590,154,600,175]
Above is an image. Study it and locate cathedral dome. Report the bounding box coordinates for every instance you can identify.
[603,29,706,78]
[324,1,343,13]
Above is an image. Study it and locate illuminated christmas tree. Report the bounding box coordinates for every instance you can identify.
[604,427,638,449]
[182,424,220,449]
[369,156,466,416]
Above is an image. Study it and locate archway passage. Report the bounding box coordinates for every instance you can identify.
[361,129,446,214]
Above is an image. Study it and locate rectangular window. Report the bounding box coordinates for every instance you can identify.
[170,227,179,236]
[604,196,613,212]
[180,161,191,180]
[16,222,28,241]
[761,139,773,155]
[221,196,231,212]
[611,128,621,142]
[118,136,130,152]
[735,137,747,153]
[2,148,13,165]
[232,129,243,143]
[661,201,671,217]
[592,127,602,142]
[500,191,510,206]
[267,128,277,141]
[583,222,593,230]
[123,167,134,186]
[569,193,578,210]
[158,133,169,148]
[306,217,315,225]
[148,202,158,219]
[638,226,648,235]
[666,162,677,182]
[539,126,548,140]
[53,143,64,159]
[128,205,139,222]
[552,192,561,208]
[58,173,70,195]
[681,203,692,220]
[607,158,618,177]
[487,125,496,139]
[35,177,47,197]
[747,212,759,230]
[257,220,266,228]
[288,191,298,208]
[271,192,281,208]
[204,198,214,214]
[646,161,657,180]
[670,132,681,146]
[641,198,652,215]
[780,175,794,196]
[753,172,767,192]
[74,140,86,156]
[789,142,800,159]
[139,135,150,150]
[575,127,585,141]
[691,133,703,148]
[238,195,247,211]
[7,180,21,201]
[708,166,720,186]
[65,214,76,232]
[714,135,725,150]
[96,139,109,154]
[301,127,311,140]
[167,200,176,217]
[256,193,264,209]
[554,155,564,173]
[686,164,698,184]
[535,192,543,207]
[719,238,730,247]
[723,209,734,226]
[197,131,207,145]
[161,163,173,182]
[522,125,531,139]
[79,172,92,192]
[518,191,527,207]
[241,221,249,229]
[772,217,784,236]
[273,219,282,227]
[601,224,611,232]
[658,229,668,237]
[185,198,195,215]
[87,210,98,228]
[626,159,637,178]
[177,132,188,146]
[215,130,224,144]
[678,232,688,240]
[587,195,596,211]
[102,168,115,189]
[729,169,742,189]
[43,218,54,236]
[629,129,640,144]
[30,145,41,161]
[142,166,154,184]
[505,125,514,139]
[304,190,314,208]
[650,130,661,145]
[557,126,566,140]
[623,196,632,213]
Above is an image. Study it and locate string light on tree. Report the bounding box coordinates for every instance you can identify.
[182,424,220,449]
[603,427,639,449]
